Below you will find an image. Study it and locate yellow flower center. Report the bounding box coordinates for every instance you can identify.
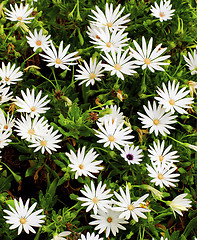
[41,140,47,146]
[89,73,96,79]
[108,135,115,142]
[169,99,175,105]
[17,16,22,21]
[128,204,134,211]
[20,218,26,224]
[106,42,112,48]
[36,40,42,46]
[4,125,8,129]
[5,77,9,82]
[144,58,151,65]
[159,155,164,162]
[114,64,121,70]
[107,217,112,223]
[158,173,164,180]
[107,22,113,27]
[31,107,36,112]
[78,164,84,169]
[92,197,99,204]
[56,58,61,64]
[153,119,160,125]
[159,12,165,17]
[28,129,35,135]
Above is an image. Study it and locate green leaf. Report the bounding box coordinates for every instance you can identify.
[5,200,15,209]
[25,165,38,177]
[171,231,180,240]
[53,158,66,170]
[48,178,58,198]
[182,217,197,238]
[77,27,84,46]
[70,193,78,201]
[178,167,186,174]
[0,175,13,192]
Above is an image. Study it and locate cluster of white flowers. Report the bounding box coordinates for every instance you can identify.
[1,3,64,236]
[2,0,195,239]
[75,0,174,87]
[138,79,194,136]
[0,63,16,155]
[77,181,150,237]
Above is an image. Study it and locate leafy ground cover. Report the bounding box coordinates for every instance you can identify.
[0,0,196,239]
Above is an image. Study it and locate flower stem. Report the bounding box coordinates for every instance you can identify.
[140,69,147,93]
[22,51,39,64]
[167,135,183,145]
[40,74,56,88]
[1,162,21,182]
[34,227,42,240]
[52,68,59,89]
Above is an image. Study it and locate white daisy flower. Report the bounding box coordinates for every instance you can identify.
[187,80,197,98]
[97,105,125,126]
[155,80,194,114]
[168,193,192,217]
[94,118,134,151]
[51,231,71,240]
[112,185,150,221]
[15,88,50,118]
[14,115,49,142]
[146,163,180,188]
[26,29,51,52]
[5,3,34,23]
[0,62,23,85]
[137,101,177,136]
[3,197,45,235]
[75,58,104,87]
[90,27,129,52]
[89,208,128,237]
[120,145,143,165]
[78,232,103,240]
[40,41,80,70]
[148,140,179,169]
[101,48,138,80]
[0,85,13,105]
[143,185,163,200]
[183,49,197,75]
[130,36,170,72]
[28,126,62,154]
[150,0,175,22]
[0,109,15,131]
[78,181,113,215]
[65,146,103,179]
[0,130,12,148]
[89,3,130,31]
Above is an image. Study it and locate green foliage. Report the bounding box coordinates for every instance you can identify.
[0,0,196,239]
[39,177,58,211]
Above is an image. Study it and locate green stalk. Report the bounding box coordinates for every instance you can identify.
[140,69,147,93]
[52,68,59,89]
[1,162,21,182]
[40,74,56,88]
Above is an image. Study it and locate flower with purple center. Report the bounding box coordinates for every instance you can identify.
[126,153,134,161]
[120,145,143,165]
